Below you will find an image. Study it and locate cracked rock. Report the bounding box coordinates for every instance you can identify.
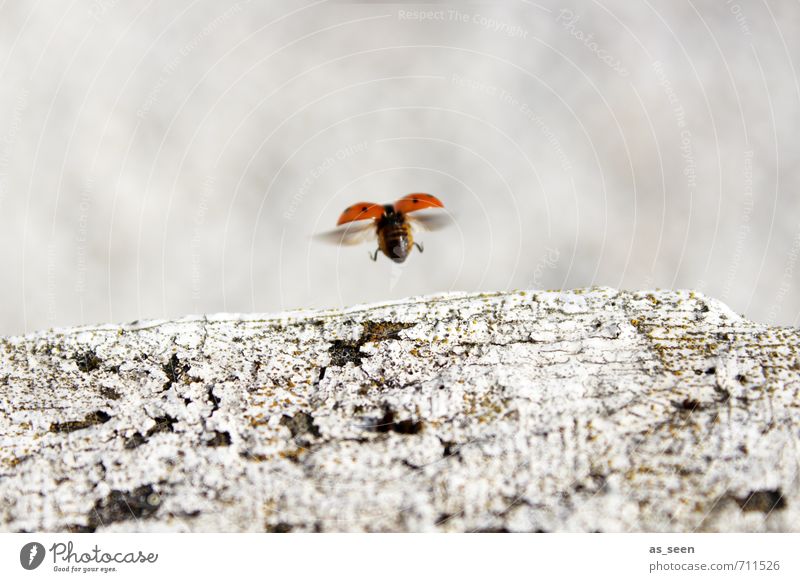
[1,288,799,532]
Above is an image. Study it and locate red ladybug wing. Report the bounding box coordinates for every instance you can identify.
[393,193,444,214]
[336,202,385,226]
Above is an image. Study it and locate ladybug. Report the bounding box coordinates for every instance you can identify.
[319,193,448,263]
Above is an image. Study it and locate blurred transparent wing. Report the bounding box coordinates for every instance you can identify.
[313,221,376,246]
[407,212,455,233]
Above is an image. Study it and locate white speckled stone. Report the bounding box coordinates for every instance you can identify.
[1,288,798,532]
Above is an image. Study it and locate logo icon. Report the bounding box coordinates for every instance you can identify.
[20,542,46,570]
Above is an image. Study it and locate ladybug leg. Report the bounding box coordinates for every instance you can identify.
[413,242,424,253]
[369,248,379,261]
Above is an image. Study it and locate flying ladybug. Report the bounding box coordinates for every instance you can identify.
[318,193,449,263]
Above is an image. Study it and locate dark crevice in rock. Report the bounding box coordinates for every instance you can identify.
[734,489,787,513]
[99,387,121,401]
[327,321,414,367]
[123,432,147,450]
[65,524,95,533]
[436,513,455,525]
[574,473,608,494]
[162,353,189,390]
[361,321,414,343]
[441,440,463,461]
[281,412,321,440]
[673,398,703,412]
[249,360,261,381]
[713,382,731,401]
[50,410,111,433]
[167,510,201,519]
[206,431,232,447]
[75,350,102,373]
[207,386,221,413]
[87,484,161,530]
[146,415,177,436]
[124,415,177,448]
[328,340,364,367]
[370,407,423,435]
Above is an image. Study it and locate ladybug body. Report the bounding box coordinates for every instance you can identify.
[328,193,446,263]
[376,205,413,263]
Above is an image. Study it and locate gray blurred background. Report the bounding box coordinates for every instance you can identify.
[1,0,799,336]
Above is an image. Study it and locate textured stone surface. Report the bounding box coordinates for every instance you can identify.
[1,288,799,532]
